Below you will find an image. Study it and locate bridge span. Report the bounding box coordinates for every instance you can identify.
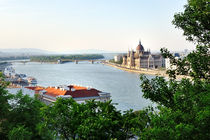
[73,59,106,64]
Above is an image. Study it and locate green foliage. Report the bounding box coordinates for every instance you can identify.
[41,98,138,140]
[6,91,47,139]
[138,0,210,139]
[41,98,80,139]
[140,75,177,108]
[161,0,210,80]
[0,56,29,61]
[0,73,13,139]
[172,0,209,45]
[0,78,53,139]
[8,125,32,140]
[30,54,104,62]
[161,45,210,79]
[138,78,210,139]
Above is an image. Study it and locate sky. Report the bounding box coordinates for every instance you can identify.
[0,0,195,53]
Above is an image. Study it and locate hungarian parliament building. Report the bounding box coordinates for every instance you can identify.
[122,41,165,69]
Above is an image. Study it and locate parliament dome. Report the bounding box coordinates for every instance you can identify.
[136,41,144,51]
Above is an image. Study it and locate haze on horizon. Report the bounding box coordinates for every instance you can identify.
[0,0,195,53]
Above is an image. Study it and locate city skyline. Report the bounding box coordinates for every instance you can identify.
[0,0,195,53]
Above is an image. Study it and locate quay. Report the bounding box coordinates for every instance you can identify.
[105,62,166,76]
[104,62,190,79]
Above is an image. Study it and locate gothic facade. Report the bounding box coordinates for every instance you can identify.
[122,41,164,69]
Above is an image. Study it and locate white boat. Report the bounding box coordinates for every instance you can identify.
[19,74,27,78]
[27,77,37,84]
[4,67,16,77]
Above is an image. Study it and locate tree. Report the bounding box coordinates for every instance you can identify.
[8,125,32,140]
[41,98,81,140]
[172,0,209,45]
[41,98,138,140]
[0,72,13,139]
[139,76,210,139]
[137,0,210,139]
[7,91,54,140]
[163,0,210,79]
[0,73,53,140]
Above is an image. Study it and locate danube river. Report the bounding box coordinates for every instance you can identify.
[12,61,154,111]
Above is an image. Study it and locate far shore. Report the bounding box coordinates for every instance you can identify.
[104,62,190,79]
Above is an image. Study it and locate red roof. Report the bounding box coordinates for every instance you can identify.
[68,85,88,90]
[45,87,67,97]
[66,89,100,98]
[25,86,37,90]
[25,86,45,91]
[26,85,102,98]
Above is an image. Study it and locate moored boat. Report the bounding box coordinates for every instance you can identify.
[27,77,37,84]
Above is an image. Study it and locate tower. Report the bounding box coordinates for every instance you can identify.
[136,40,144,55]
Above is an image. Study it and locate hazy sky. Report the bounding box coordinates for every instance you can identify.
[0,0,195,53]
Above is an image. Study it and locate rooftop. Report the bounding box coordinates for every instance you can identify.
[25,85,102,98]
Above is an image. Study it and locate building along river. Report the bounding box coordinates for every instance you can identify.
[12,61,154,112]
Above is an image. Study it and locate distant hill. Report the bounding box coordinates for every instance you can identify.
[0,48,56,57]
[64,49,124,54]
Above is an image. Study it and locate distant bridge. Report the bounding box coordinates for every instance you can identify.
[73,60,106,64]
[59,59,106,64]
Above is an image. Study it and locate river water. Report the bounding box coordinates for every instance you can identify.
[12,61,154,112]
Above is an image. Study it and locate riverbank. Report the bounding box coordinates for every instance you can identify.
[104,62,190,79]
[105,62,166,75]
